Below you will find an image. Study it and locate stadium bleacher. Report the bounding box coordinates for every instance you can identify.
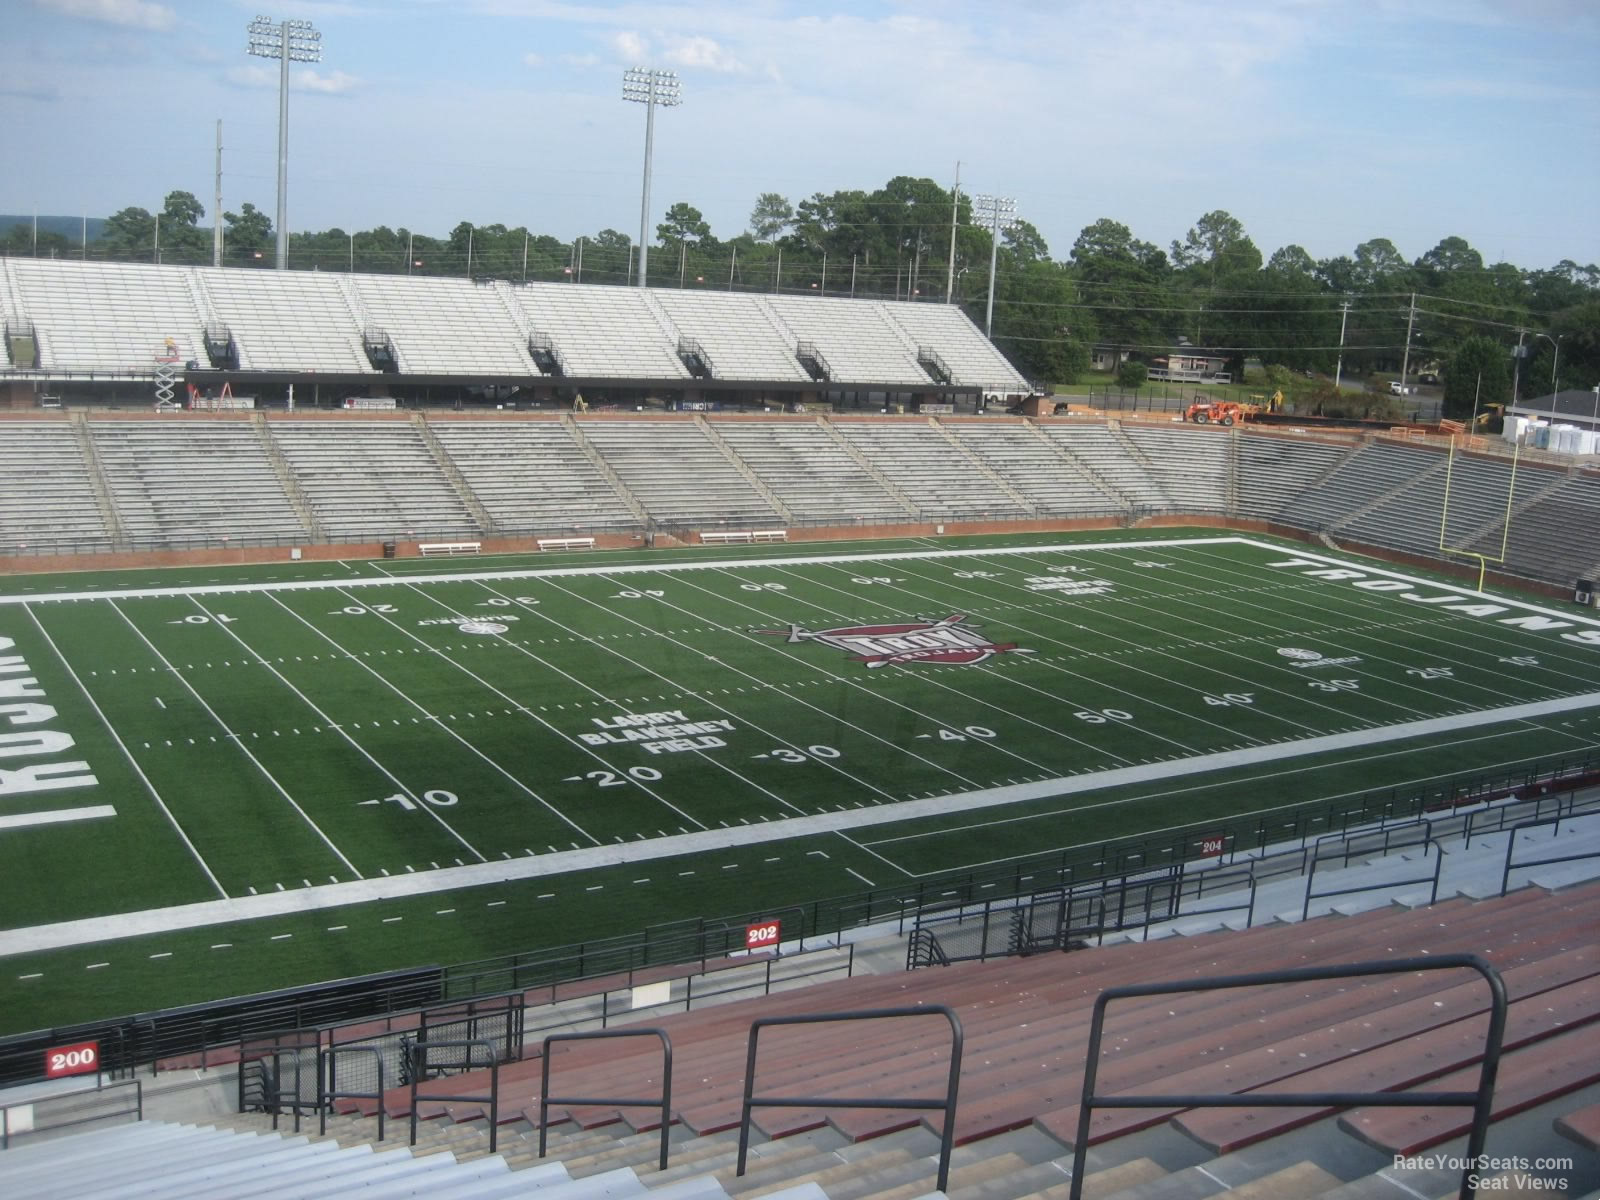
[3,411,1599,588]
[89,419,310,547]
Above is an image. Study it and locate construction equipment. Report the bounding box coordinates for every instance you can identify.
[1185,399,1247,426]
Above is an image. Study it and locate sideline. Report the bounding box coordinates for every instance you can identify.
[2,688,1597,957]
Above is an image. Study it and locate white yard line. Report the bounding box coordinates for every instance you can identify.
[3,688,1597,957]
[468,578,837,821]
[26,604,229,898]
[346,581,697,836]
[556,571,989,788]
[108,599,365,879]
[185,594,486,866]
[264,591,585,850]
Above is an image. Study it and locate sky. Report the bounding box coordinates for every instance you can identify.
[4,0,1599,272]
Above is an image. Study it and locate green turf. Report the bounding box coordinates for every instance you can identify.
[2,530,1598,1033]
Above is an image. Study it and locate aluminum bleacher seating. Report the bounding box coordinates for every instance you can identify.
[1121,422,1232,514]
[1495,472,1600,585]
[709,420,910,526]
[942,422,1125,516]
[504,284,689,380]
[9,260,201,374]
[1234,431,1356,521]
[430,420,640,534]
[1039,422,1170,510]
[1278,440,1443,534]
[350,276,533,377]
[89,419,309,547]
[268,420,479,541]
[766,296,928,385]
[834,420,1030,521]
[877,300,1032,394]
[577,420,781,528]
[0,420,112,554]
[651,293,811,383]
[196,267,372,375]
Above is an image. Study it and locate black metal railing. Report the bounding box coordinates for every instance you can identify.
[1067,954,1508,1200]
[408,1038,499,1153]
[539,1028,672,1171]
[1501,812,1600,896]
[737,1006,963,1193]
[238,1029,320,1133]
[1300,829,1442,921]
[320,1044,385,1142]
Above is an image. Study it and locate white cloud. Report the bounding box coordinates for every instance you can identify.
[561,52,600,67]
[225,64,276,89]
[664,35,744,73]
[612,30,649,61]
[295,68,361,95]
[224,64,360,95]
[523,51,545,67]
[30,0,175,31]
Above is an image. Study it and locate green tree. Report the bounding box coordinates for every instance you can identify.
[1443,334,1511,419]
[1,224,69,256]
[657,202,713,250]
[1170,210,1261,284]
[223,202,273,264]
[748,192,793,243]
[1069,217,1172,357]
[1116,360,1148,389]
[101,206,155,258]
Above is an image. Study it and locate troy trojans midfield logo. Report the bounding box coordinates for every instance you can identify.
[762,614,1030,669]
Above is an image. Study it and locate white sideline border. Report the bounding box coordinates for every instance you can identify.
[2,689,1597,957]
[3,536,1600,635]
[2,535,1599,956]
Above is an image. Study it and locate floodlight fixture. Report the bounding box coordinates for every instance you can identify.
[248,15,323,269]
[621,67,682,288]
[972,194,1017,339]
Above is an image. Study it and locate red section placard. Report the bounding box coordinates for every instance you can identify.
[45,1040,99,1079]
[1198,834,1226,858]
[745,919,781,950]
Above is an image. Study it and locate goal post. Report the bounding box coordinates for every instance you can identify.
[1438,435,1521,592]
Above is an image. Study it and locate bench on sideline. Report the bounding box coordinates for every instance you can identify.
[537,536,596,552]
[417,541,482,557]
[701,529,788,546]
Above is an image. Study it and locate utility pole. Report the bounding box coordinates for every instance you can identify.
[1333,300,1351,391]
[945,161,960,303]
[213,119,224,268]
[1511,328,1525,407]
[1399,292,1417,391]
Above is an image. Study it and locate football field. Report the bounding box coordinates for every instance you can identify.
[3,532,1599,1031]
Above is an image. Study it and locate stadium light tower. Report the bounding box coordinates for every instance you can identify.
[621,67,681,288]
[971,194,1016,339]
[248,15,322,270]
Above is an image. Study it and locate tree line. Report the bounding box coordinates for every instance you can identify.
[4,178,1597,416]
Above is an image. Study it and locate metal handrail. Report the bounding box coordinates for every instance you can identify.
[407,1038,498,1153]
[1066,954,1507,1200]
[1300,830,1442,921]
[1501,812,1600,895]
[736,1005,963,1193]
[1,1079,142,1150]
[320,1044,384,1142]
[539,1027,672,1171]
